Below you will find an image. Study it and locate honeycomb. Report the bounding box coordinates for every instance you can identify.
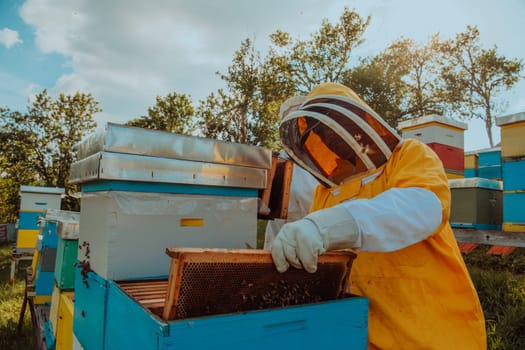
[163,248,355,320]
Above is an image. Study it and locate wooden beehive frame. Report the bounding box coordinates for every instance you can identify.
[162,248,355,321]
[119,280,169,311]
[258,156,294,220]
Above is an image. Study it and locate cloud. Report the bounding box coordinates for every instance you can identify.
[0,28,22,48]
[18,0,325,124]
[16,0,525,148]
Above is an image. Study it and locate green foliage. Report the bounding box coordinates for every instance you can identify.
[272,7,370,93]
[257,220,268,249]
[196,37,295,147]
[464,247,525,349]
[202,38,262,144]
[127,92,195,134]
[343,55,407,128]
[0,90,99,221]
[343,34,447,128]
[0,178,24,223]
[440,26,524,147]
[0,243,34,349]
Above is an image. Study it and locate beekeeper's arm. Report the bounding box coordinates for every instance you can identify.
[272,187,442,272]
[272,141,447,273]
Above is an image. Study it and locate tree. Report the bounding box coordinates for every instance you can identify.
[0,107,34,222]
[127,92,195,134]
[343,54,408,128]
[271,7,370,93]
[195,8,370,147]
[0,90,100,216]
[441,26,524,147]
[196,38,294,147]
[387,35,446,118]
[344,34,447,128]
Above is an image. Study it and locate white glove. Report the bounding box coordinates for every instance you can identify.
[271,205,361,273]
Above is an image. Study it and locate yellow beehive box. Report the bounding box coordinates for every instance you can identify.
[503,222,525,233]
[496,112,525,158]
[464,151,478,169]
[16,229,39,249]
[49,285,61,335]
[446,171,464,180]
[31,250,40,277]
[56,292,74,350]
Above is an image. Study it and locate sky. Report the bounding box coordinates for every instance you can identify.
[1,0,524,151]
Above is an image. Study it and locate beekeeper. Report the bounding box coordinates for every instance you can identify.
[271,82,486,349]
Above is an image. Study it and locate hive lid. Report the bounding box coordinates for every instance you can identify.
[477,146,501,154]
[496,111,525,126]
[43,208,80,222]
[56,220,80,240]
[161,248,356,321]
[69,151,268,189]
[75,123,272,169]
[19,186,65,195]
[397,114,468,131]
[449,177,502,190]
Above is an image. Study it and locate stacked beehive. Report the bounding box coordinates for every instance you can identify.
[496,112,525,232]
[397,114,468,179]
[16,186,63,252]
[45,213,80,350]
[69,123,271,349]
[12,187,63,302]
[464,151,479,178]
[33,209,71,300]
[67,123,368,350]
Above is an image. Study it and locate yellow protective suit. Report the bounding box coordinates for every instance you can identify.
[310,138,486,349]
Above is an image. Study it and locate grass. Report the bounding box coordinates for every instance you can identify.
[464,246,525,350]
[0,243,35,350]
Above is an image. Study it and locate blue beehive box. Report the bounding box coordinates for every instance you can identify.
[106,282,368,350]
[40,209,80,249]
[503,192,525,224]
[478,165,502,180]
[464,168,478,178]
[40,219,58,249]
[74,247,368,350]
[19,211,44,230]
[478,147,501,167]
[34,244,57,296]
[502,158,525,191]
[34,269,55,295]
[73,269,108,350]
[33,210,81,297]
[73,268,368,350]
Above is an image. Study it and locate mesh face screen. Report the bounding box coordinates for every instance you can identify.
[172,261,348,320]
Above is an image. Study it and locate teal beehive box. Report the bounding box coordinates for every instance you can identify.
[54,215,80,290]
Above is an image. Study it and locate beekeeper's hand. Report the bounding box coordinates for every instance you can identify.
[271,205,361,273]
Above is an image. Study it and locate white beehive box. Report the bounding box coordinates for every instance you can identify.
[19,186,64,211]
[397,114,468,149]
[78,191,258,281]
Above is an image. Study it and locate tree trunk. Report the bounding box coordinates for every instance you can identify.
[484,108,494,148]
